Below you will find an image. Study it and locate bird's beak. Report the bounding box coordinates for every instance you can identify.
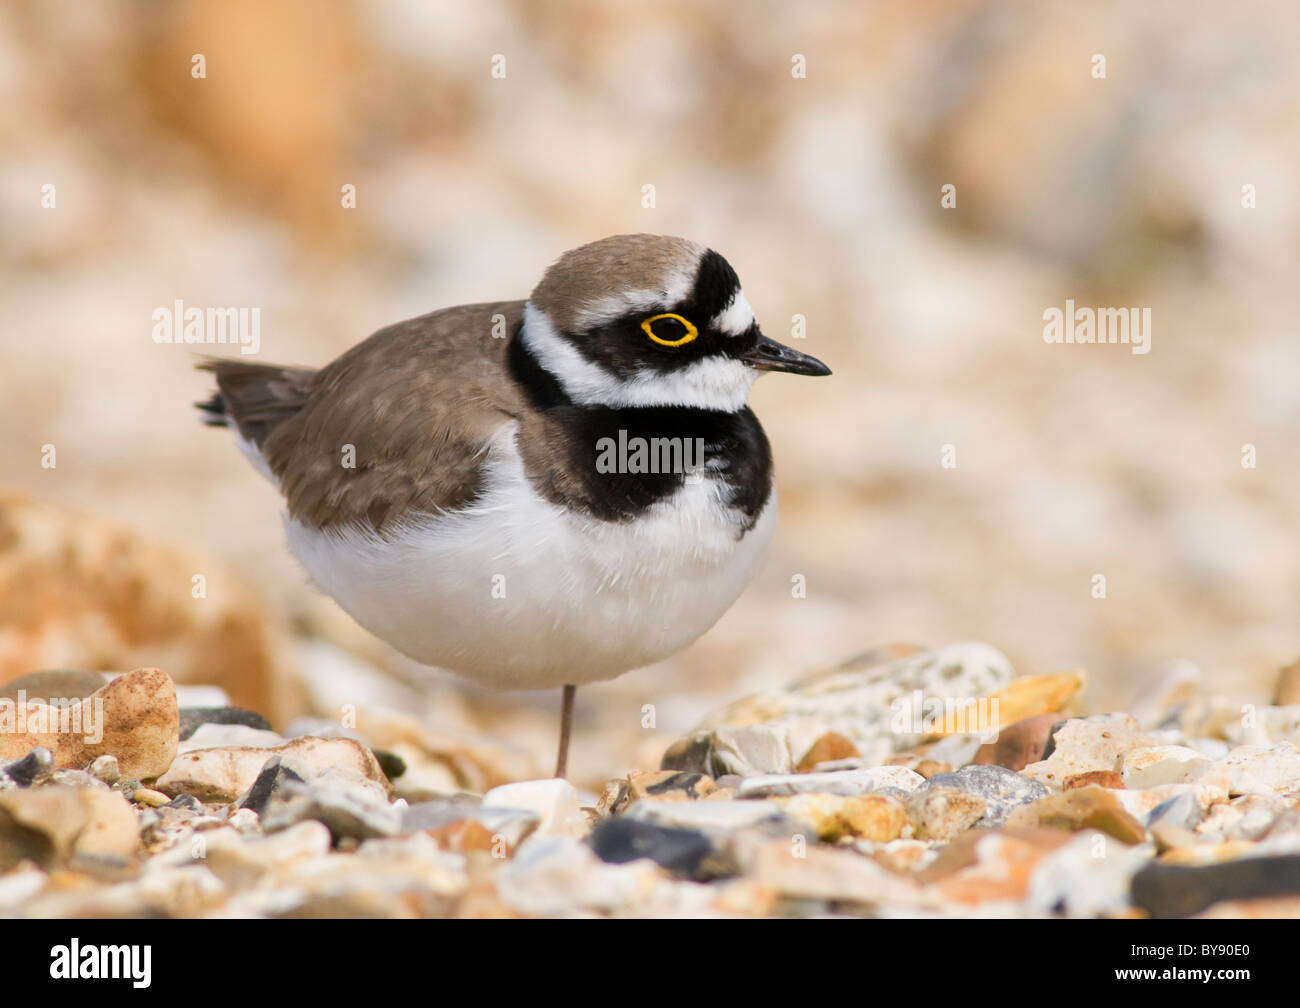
[738,333,832,376]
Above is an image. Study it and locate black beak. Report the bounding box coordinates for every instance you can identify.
[738,333,832,376]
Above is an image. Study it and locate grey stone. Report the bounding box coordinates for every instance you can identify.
[260,769,400,844]
[178,706,273,742]
[921,764,1050,827]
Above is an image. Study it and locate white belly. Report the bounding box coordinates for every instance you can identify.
[283,425,776,689]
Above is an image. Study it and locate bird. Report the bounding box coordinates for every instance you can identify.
[196,233,830,778]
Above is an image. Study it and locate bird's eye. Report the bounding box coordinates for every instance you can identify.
[641,313,698,347]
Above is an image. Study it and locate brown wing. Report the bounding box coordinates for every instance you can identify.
[259,301,525,531]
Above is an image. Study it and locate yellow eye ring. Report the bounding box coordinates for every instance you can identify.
[641,313,698,347]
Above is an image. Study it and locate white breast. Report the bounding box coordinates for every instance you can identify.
[282,423,776,689]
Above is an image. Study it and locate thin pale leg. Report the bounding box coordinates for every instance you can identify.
[555,684,576,778]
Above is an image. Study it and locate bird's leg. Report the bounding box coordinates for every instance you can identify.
[555,683,576,778]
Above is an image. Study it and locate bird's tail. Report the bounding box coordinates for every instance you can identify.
[195,358,316,452]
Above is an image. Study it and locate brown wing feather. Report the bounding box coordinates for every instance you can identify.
[258,301,526,531]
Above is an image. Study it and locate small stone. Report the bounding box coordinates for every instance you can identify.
[1022,715,1155,790]
[623,798,795,844]
[904,786,988,841]
[0,668,179,780]
[914,759,953,779]
[929,830,1064,906]
[927,670,1085,739]
[616,770,716,810]
[661,724,795,778]
[401,801,539,851]
[238,757,306,816]
[178,722,284,753]
[1197,743,1300,797]
[738,835,927,908]
[973,713,1066,772]
[1063,770,1125,790]
[157,735,390,804]
[178,706,274,741]
[260,769,400,844]
[3,747,55,787]
[920,765,1050,828]
[796,732,860,772]
[0,786,140,871]
[482,779,586,837]
[1120,745,1210,789]
[1025,830,1153,917]
[88,755,120,785]
[1006,786,1146,845]
[589,817,715,878]
[1132,854,1300,918]
[737,765,926,798]
[772,793,907,842]
[374,749,407,780]
[496,835,664,916]
[131,788,171,807]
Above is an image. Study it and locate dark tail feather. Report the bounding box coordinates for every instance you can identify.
[195,358,316,448]
[196,391,229,427]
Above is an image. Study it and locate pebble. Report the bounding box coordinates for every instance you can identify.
[400,800,539,851]
[156,735,390,804]
[1119,745,1210,789]
[2,747,55,787]
[260,769,400,844]
[0,668,179,780]
[1005,786,1147,845]
[771,793,907,842]
[973,713,1065,771]
[904,785,988,841]
[662,724,796,778]
[178,722,285,753]
[663,642,1016,773]
[1022,715,1155,790]
[795,732,860,772]
[88,755,120,784]
[1131,854,1300,918]
[736,765,925,798]
[588,817,716,879]
[496,835,663,916]
[178,706,274,741]
[482,779,586,837]
[623,798,796,844]
[0,786,140,871]
[131,788,171,807]
[919,765,1050,828]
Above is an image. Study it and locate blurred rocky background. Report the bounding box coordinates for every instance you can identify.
[1,0,1297,790]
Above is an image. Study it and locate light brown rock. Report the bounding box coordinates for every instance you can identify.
[1005,786,1146,845]
[0,786,139,871]
[155,734,389,803]
[773,793,907,842]
[0,667,179,780]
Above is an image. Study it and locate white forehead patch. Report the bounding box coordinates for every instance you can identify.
[711,288,756,337]
[571,268,696,331]
[521,303,758,412]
